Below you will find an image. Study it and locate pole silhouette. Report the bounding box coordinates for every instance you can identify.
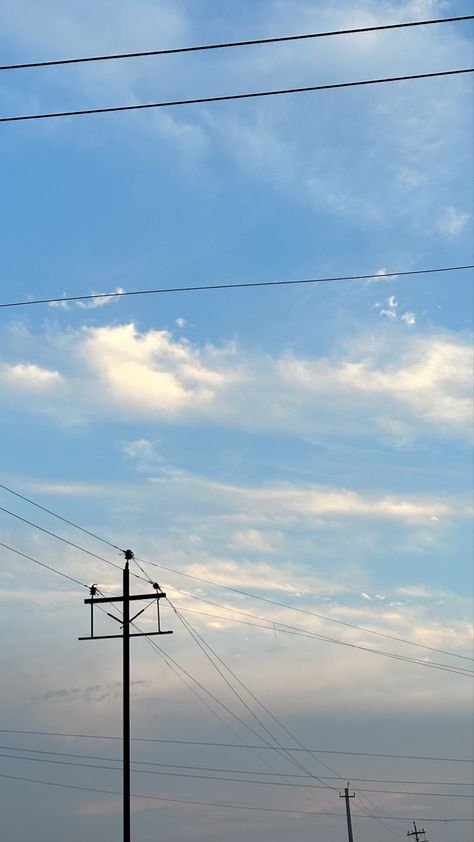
[340,782,355,842]
[407,821,428,841]
[79,549,172,842]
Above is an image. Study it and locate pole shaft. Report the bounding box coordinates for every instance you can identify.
[344,787,354,842]
[123,561,130,842]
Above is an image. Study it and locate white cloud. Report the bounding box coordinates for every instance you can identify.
[0,362,62,390]
[122,438,162,471]
[1,322,472,442]
[76,287,126,309]
[175,317,187,329]
[387,296,398,309]
[401,311,416,326]
[439,206,470,239]
[368,268,399,284]
[229,528,281,554]
[48,297,70,310]
[379,308,396,319]
[78,323,239,417]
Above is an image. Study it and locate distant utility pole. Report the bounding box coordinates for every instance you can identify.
[79,549,172,842]
[407,821,429,841]
[340,782,355,842]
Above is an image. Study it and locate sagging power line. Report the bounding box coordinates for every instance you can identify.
[1,484,471,664]
[0,264,472,310]
[1,15,472,72]
[1,529,470,675]
[1,68,472,123]
[0,730,471,763]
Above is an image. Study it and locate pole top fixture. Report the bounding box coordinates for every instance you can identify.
[123,549,134,561]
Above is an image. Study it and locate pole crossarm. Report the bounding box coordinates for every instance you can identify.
[84,592,167,604]
[407,821,428,841]
[79,630,173,640]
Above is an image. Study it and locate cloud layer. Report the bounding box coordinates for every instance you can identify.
[2,321,472,442]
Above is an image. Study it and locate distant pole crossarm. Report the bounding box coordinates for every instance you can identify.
[340,782,356,842]
[407,821,429,841]
[79,549,173,842]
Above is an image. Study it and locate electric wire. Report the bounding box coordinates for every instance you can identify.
[1,746,471,786]
[137,555,435,835]
[136,620,334,794]
[0,541,88,590]
[171,603,341,781]
[1,773,471,821]
[138,629,290,780]
[1,68,472,123]
[0,265,471,310]
[2,16,472,71]
[0,506,148,584]
[166,599,408,833]
[0,753,471,798]
[0,482,123,551]
[3,479,467,664]
[174,601,473,677]
[141,566,472,662]
[167,603,339,793]
[0,731,470,762]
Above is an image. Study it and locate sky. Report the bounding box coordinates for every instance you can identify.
[0,0,473,840]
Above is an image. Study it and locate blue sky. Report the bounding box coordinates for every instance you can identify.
[0,1,473,840]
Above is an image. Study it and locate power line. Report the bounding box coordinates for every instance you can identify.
[0,508,148,584]
[0,773,471,821]
[0,753,471,798]
[3,478,469,664]
[0,541,88,590]
[0,264,471,310]
[1,745,470,785]
[175,603,473,677]
[0,482,123,552]
[168,603,339,789]
[141,568,473,663]
[1,69,472,123]
[0,731,471,762]
[2,16,472,71]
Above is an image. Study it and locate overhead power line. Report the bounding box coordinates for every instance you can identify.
[1,68,472,123]
[139,566,473,663]
[2,478,470,663]
[0,541,88,590]
[0,508,148,584]
[173,603,473,677]
[1,15,472,72]
[1,753,471,798]
[0,264,472,310]
[1,745,471,786]
[0,482,123,552]
[0,774,471,821]
[0,730,471,763]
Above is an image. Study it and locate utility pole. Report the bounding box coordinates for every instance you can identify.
[407,821,429,841]
[340,782,355,842]
[79,550,172,842]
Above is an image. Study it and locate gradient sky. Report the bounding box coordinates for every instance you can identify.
[0,1,473,840]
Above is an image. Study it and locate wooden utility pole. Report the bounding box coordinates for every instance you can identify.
[340,782,355,842]
[79,550,172,842]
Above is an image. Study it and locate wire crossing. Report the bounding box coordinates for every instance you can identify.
[1,69,472,123]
